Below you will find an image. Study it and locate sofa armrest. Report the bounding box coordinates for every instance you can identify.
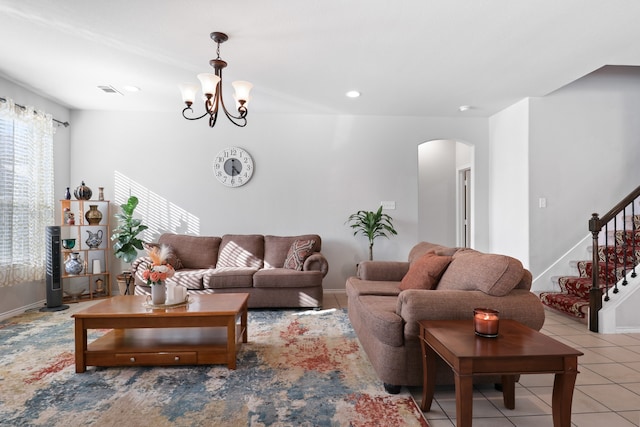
[357,261,409,281]
[396,289,546,339]
[303,252,329,277]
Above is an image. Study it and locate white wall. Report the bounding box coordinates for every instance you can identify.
[488,98,530,266]
[70,110,489,291]
[528,66,640,285]
[0,76,71,317]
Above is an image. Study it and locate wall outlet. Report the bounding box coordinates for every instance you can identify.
[381,201,396,210]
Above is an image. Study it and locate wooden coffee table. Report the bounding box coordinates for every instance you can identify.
[418,319,582,427]
[73,293,249,373]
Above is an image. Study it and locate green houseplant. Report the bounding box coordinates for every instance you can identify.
[111,196,148,295]
[346,206,398,261]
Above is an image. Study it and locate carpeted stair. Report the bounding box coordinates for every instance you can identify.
[540,219,640,319]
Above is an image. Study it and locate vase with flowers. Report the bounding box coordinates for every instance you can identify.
[143,245,175,305]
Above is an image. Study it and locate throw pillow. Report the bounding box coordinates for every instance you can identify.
[400,252,453,290]
[143,242,184,270]
[283,239,316,271]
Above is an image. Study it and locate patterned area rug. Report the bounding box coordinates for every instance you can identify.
[0,303,428,427]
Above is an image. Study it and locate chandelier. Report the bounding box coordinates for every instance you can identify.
[179,32,253,128]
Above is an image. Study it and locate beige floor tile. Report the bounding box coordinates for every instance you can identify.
[571,411,638,427]
[575,365,614,385]
[588,346,640,363]
[578,384,640,411]
[525,386,610,413]
[627,345,640,355]
[578,347,616,364]
[487,388,552,417]
[621,382,640,395]
[618,411,640,426]
[564,334,623,348]
[517,373,555,387]
[424,419,454,427]
[599,334,640,346]
[542,323,590,336]
[508,415,554,427]
[586,363,640,383]
[624,361,640,373]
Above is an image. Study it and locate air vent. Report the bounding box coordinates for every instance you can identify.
[97,85,123,95]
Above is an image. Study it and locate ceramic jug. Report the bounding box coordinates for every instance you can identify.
[85,229,103,249]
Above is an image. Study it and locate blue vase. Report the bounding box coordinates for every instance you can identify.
[64,252,83,275]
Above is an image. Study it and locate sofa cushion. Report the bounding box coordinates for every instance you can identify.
[217,234,264,268]
[168,268,207,290]
[400,252,452,290]
[253,268,323,288]
[204,267,257,289]
[143,242,184,270]
[283,239,316,270]
[264,235,321,268]
[346,277,402,298]
[408,242,459,264]
[157,234,221,269]
[437,250,524,296]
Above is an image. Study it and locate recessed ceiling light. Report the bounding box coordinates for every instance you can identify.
[123,85,141,92]
[458,105,471,112]
[346,90,361,98]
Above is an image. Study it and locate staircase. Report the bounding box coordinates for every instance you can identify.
[539,186,640,332]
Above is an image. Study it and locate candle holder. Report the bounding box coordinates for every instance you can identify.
[473,308,499,338]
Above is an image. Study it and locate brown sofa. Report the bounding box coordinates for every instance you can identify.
[131,233,328,308]
[346,242,546,393]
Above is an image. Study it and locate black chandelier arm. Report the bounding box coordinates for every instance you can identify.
[215,86,248,127]
[181,106,211,121]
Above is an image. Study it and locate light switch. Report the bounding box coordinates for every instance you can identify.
[539,198,547,208]
[381,201,396,210]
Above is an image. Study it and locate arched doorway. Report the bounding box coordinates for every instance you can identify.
[418,139,475,248]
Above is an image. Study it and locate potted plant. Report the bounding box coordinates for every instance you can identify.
[111,195,148,295]
[346,206,398,260]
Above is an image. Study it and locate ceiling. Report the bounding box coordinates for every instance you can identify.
[1,0,639,118]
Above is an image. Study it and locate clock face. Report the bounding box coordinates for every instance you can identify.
[213,147,254,187]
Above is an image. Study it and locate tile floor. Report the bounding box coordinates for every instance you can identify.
[323,291,640,427]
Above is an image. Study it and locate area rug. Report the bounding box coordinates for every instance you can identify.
[0,303,428,427]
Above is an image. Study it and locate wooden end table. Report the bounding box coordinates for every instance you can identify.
[72,293,249,373]
[418,319,583,427]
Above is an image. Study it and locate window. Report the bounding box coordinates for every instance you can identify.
[0,99,55,287]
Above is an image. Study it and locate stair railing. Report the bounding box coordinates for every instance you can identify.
[588,185,640,332]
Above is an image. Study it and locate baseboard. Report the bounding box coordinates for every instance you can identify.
[0,299,46,322]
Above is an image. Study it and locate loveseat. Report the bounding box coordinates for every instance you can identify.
[346,242,545,393]
[131,233,328,308]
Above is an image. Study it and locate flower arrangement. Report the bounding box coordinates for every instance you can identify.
[142,244,175,286]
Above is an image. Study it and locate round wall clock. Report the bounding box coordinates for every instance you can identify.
[213,147,254,187]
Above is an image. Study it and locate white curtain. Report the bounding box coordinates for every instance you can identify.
[0,98,55,287]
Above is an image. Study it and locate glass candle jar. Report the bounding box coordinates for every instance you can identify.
[473,308,499,338]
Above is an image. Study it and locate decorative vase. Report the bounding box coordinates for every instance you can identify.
[85,229,103,249]
[74,181,92,200]
[98,187,104,201]
[151,284,166,305]
[94,278,104,295]
[85,205,102,225]
[64,252,83,275]
[64,187,71,200]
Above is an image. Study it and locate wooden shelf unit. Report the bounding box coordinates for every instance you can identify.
[60,199,111,302]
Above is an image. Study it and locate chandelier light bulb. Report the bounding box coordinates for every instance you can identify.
[178,83,199,105]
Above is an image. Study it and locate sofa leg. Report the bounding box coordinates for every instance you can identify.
[494,383,503,391]
[383,383,401,394]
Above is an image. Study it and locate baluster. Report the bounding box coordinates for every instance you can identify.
[632,200,637,278]
[589,213,603,333]
[604,222,610,301]
[622,206,629,286]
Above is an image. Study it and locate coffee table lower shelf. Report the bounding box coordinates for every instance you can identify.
[84,327,245,368]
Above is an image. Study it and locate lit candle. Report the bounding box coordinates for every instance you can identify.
[473,308,499,337]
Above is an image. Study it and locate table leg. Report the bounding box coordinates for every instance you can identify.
[420,338,436,411]
[74,318,87,373]
[501,375,516,409]
[552,357,579,427]
[227,316,237,370]
[454,374,473,427]
[241,302,248,343]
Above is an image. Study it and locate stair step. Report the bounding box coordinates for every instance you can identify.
[539,291,589,318]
